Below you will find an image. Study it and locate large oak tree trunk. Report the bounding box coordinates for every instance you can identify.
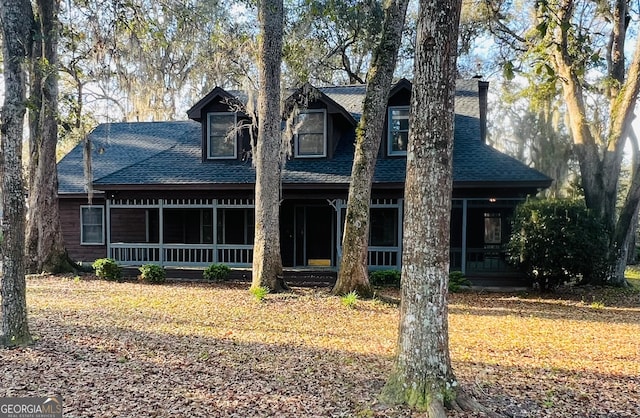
[25,0,73,274]
[1,0,34,347]
[380,0,488,414]
[333,0,410,298]
[549,0,640,286]
[252,0,286,292]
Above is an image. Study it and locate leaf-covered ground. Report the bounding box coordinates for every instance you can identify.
[1,276,638,417]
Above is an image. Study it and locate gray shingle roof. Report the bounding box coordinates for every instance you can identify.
[57,81,551,194]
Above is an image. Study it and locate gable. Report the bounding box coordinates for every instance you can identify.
[187,87,245,121]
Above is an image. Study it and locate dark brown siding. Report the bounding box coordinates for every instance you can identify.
[59,197,107,263]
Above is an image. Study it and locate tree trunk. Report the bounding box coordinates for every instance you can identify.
[252,0,286,292]
[333,0,410,297]
[25,0,73,274]
[380,0,487,414]
[25,17,43,273]
[548,0,640,286]
[1,0,34,347]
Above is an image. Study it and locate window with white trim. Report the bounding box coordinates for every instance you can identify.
[295,109,326,157]
[388,106,409,155]
[81,205,104,245]
[207,112,237,159]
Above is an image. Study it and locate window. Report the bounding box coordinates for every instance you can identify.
[81,206,104,245]
[295,110,326,157]
[388,106,409,155]
[207,112,237,159]
[484,212,502,244]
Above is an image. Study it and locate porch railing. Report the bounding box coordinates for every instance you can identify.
[109,243,253,268]
[368,246,401,270]
[450,247,516,274]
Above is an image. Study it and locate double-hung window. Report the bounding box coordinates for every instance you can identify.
[295,109,326,157]
[388,106,409,155]
[207,112,237,159]
[81,205,104,245]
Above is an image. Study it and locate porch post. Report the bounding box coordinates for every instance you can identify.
[106,198,111,259]
[336,200,343,264]
[213,199,218,263]
[159,199,164,266]
[397,198,403,270]
[461,198,468,274]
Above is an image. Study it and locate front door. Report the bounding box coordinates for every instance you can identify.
[294,204,335,267]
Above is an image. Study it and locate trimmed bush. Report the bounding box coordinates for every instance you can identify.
[138,264,166,284]
[203,263,231,281]
[448,271,471,292]
[507,198,609,291]
[369,270,401,288]
[92,258,122,281]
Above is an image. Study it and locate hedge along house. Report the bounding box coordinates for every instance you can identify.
[57,79,551,278]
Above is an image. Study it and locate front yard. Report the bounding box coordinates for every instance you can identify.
[1,276,639,417]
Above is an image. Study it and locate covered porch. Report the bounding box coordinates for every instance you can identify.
[105,196,522,276]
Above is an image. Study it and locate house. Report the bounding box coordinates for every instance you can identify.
[56,79,551,278]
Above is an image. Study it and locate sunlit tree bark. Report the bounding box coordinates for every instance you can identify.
[486,0,640,285]
[251,0,287,292]
[25,0,74,274]
[1,0,34,347]
[333,0,410,297]
[381,0,490,414]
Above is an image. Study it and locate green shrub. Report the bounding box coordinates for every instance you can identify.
[448,271,471,292]
[92,258,122,281]
[341,290,359,308]
[369,270,401,288]
[507,198,609,291]
[138,264,166,284]
[203,263,231,281]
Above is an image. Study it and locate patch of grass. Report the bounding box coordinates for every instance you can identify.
[589,301,605,309]
[249,285,269,302]
[341,290,359,309]
[624,265,640,280]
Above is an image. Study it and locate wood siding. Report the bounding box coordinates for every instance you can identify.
[59,197,107,263]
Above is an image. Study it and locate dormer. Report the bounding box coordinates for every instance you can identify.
[285,84,357,159]
[187,87,250,162]
[385,78,412,157]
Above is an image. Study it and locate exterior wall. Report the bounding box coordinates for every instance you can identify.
[59,191,527,276]
[59,197,107,263]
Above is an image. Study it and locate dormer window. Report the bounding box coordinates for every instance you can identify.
[207,112,237,159]
[388,106,409,156]
[295,109,326,158]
